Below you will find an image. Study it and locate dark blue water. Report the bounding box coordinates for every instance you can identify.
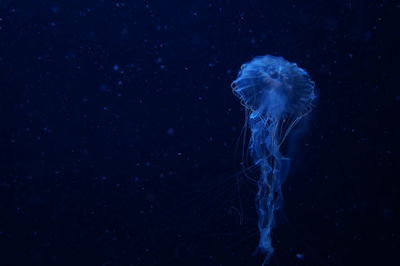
[1,1,398,265]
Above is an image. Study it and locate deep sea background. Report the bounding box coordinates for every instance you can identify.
[0,0,399,265]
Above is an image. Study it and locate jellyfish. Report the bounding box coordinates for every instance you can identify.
[231,55,316,265]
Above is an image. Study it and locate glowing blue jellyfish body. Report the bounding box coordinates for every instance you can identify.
[232,55,316,264]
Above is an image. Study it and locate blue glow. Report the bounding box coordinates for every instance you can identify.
[232,55,316,265]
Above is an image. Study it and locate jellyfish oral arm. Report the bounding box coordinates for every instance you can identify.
[250,116,290,263]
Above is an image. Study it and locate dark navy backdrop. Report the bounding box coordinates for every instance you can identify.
[1,0,398,265]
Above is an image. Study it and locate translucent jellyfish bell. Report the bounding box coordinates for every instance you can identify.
[232,55,315,120]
